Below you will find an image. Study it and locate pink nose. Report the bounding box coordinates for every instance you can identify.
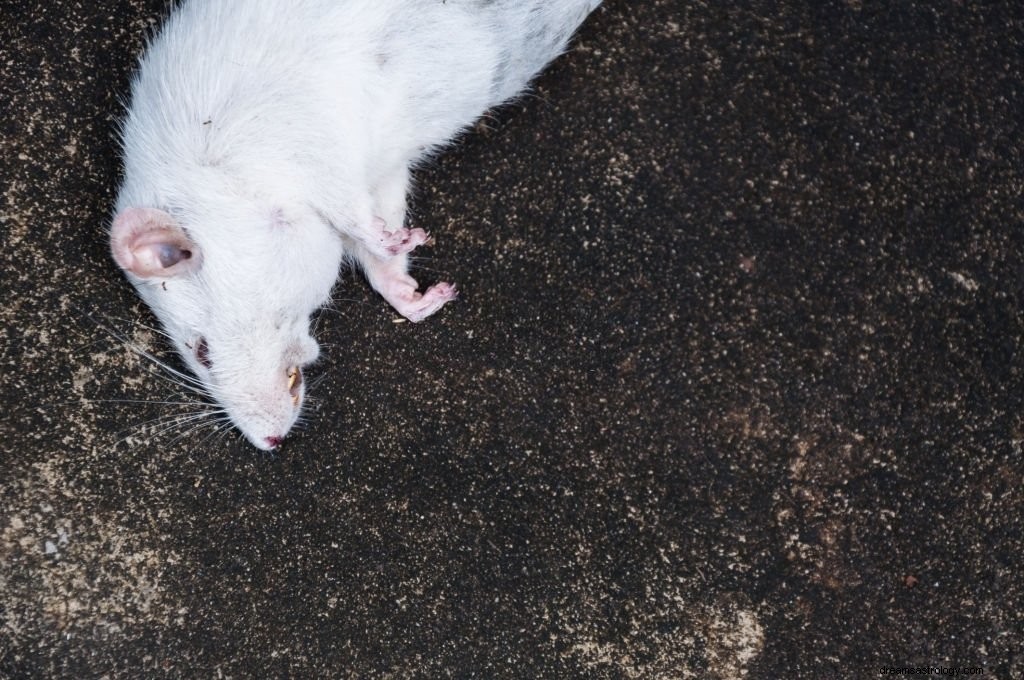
[264,436,283,449]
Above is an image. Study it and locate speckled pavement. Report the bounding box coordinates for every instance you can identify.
[2,1,1023,677]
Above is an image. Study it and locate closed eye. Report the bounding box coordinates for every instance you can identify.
[195,336,212,368]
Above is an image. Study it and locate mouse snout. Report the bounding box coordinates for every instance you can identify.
[256,367,305,450]
[220,363,309,451]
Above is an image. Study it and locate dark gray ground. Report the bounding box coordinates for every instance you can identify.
[2,1,1023,677]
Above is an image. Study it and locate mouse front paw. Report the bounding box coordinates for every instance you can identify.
[380,225,429,257]
[357,242,456,322]
[388,281,458,322]
[361,216,428,258]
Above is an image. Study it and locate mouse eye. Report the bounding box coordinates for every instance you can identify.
[195,337,212,369]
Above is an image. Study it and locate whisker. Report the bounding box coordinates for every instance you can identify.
[165,415,224,449]
[307,373,330,392]
[138,369,212,400]
[214,421,237,448]
[69,398,214,407]
[193,418,238,450]
[91,323,211,395]
[112,409,217,449]
[139,410,221,438]
[117,409,210,435]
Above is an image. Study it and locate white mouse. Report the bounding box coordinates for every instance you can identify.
[109,0,602,450]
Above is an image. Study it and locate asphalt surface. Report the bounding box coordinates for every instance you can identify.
[2,1,1023,677]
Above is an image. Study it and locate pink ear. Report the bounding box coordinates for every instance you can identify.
[110,207,202,279]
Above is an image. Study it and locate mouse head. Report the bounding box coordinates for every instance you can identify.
[110,205,343,450]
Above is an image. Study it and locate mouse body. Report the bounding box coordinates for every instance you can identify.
[110,0,602,449]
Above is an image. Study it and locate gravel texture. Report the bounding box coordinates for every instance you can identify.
[2,1,1023,677]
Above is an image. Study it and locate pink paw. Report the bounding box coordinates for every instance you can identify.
[381,226,429,256]
[391,281,458,322]
[369,217,428,257]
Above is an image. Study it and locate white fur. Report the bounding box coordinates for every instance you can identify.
[112,0,601,449]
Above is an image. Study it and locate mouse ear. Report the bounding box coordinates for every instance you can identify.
[110,207,202,279]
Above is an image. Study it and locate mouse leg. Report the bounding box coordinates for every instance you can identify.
[372,164,413,246]
[355,166,457,322]
[361,217,429,259]
[357,248,457,322]
[320,166,428,259]
[340,215,426,261]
